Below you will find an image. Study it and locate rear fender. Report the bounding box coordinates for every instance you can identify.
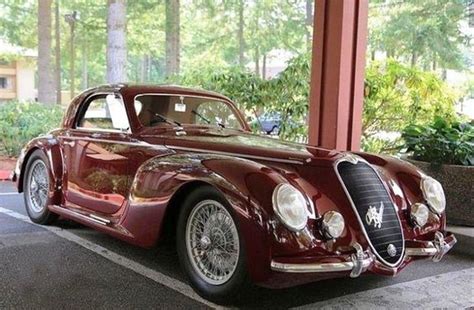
[16,135,63,205]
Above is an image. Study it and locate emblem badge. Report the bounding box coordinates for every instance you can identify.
[387,244,397,257]
[365,202,384,229]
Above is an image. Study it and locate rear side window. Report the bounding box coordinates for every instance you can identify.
[77,94,130,131]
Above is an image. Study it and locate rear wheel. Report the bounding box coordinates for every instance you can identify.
[23,150,58,224]
[176,186,250,304]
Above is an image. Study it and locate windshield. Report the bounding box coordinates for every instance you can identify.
[134,94,244,130]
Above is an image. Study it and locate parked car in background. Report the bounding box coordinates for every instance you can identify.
[13,84,456,303]
[253,111,281,134]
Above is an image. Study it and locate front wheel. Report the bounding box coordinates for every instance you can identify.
[23,150,58,224]
[176,186,250,304]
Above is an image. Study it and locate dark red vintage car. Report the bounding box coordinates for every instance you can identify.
[14,84,456,302]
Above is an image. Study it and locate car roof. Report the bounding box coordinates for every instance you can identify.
[83,83,233,102]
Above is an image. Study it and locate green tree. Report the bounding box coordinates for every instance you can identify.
[369,0,470,70]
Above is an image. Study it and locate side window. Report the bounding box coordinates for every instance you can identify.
[78,94,130,131]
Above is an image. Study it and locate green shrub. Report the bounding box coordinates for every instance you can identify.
[401,117,474,166]
[0,101,63,157]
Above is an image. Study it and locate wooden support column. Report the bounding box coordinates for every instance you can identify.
[308,0,368,151]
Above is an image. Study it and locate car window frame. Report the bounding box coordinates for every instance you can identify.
[132,93,248,130]
[74,92,132,134]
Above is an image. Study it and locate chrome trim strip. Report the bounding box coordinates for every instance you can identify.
[50,205,108,226]
[271,257,372,274]
[168,145,304,165]
[334,153,406,268]
[405,247,437,256]
[58,136,169,151]
[90,214,111,224]
[405,232,456,261]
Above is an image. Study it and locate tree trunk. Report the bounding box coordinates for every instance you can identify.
[305,0,313,51]
[411,51,417,67]
[254,47,259,77]
[82,42,88,90]
[237,0,245,67]
[165,0,180,77]
[54,0,61,105]
[262,53,266,79]
[38,0,55,105]
[106,0,127,83]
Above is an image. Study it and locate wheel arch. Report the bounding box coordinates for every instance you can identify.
[125,152,285,283]
[16,137,64,206]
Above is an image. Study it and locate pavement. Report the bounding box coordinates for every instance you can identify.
[0,180,473,309]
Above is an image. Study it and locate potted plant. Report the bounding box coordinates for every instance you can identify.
[401,117,474,226]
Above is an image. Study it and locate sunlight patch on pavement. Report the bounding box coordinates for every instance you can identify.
[294,267,474,309]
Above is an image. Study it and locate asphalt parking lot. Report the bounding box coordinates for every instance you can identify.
[0,181,472,309]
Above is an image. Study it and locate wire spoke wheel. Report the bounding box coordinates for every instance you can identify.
[186,199,240,285]
[26,159,49,213]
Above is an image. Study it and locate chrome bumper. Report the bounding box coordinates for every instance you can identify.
[271,232,456,277]
[270,243,373,278]
[405,231,456,262]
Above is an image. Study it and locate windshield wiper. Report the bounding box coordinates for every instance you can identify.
[148,109,182,127]
[192,110,210,124]
[192,110,225,128]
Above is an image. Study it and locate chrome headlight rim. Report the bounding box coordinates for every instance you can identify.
[272,183,308,232]
[421,176,446,215]
[410,203,429,227]
[321,211,345,239]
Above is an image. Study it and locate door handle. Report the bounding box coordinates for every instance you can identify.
[91,133,101,139]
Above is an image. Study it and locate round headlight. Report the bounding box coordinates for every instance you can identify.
[272,183,308,231]
[410,203,429,227]
[421,177,446,214]
[321,211,345,239]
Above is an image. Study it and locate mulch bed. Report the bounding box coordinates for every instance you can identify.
[0,156,16,180]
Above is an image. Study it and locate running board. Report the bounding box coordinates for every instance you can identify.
[49,205,111,226]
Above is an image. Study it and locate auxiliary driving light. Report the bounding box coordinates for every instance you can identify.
[321,211,345,239]
[410,203,429,227]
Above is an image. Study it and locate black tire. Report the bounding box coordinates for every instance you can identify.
[23,150,58,224]
[176,185,251,304]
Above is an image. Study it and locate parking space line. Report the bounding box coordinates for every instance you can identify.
[293,267,474,309]
[0,206,222,309]
[0,192,19,196]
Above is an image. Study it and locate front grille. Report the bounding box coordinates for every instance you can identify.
[337,160,404,266]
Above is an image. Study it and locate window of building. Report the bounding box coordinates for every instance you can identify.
[0,77,8,89]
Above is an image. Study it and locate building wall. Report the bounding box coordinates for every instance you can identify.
[0,61,17,100]
[15,59,36,101]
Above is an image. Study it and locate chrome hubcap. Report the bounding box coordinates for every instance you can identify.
[27,160,49,213]
[186,200,240,285]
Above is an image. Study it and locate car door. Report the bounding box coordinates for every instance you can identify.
[61,93,134,215]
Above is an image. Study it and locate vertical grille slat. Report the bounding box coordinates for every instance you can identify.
[337,161,404,266]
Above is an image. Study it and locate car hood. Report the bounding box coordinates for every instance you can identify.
[142,127,342,166]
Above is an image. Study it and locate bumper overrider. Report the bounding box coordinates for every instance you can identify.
[271,231,456,277]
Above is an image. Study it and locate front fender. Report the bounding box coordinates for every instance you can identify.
[125,153,290,283]
[15,134,63,205]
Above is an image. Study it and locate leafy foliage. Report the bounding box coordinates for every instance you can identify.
[177,55,459,151]
[363,60,458,152]
[0,101,63,157]
[368,0,470,69]
[175,53,311,141]
[402,117,474,166]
